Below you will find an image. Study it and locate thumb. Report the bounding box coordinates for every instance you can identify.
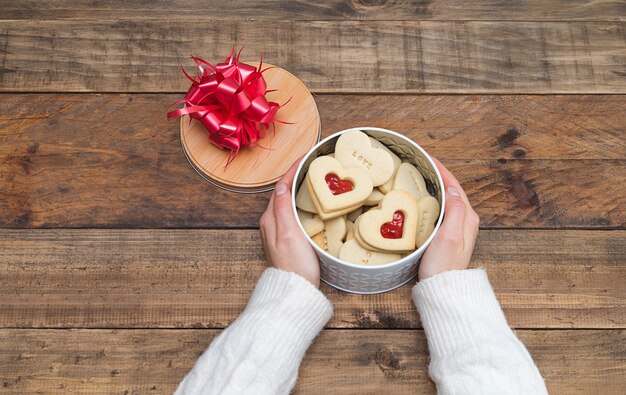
[273,181,299,235]
[437,186,466,245]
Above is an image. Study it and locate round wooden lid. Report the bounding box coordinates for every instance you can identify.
[180,63,320,193]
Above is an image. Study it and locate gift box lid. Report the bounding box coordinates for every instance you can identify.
[180,63,320,193]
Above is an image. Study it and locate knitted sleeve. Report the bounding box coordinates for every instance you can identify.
[174,268,333,395]
[412,268,548,395]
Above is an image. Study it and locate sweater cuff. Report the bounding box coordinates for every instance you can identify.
[412,268,513,357]
[245,268,333,351]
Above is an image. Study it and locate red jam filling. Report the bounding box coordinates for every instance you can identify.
[380,211,405,239]
[325,173,354,195]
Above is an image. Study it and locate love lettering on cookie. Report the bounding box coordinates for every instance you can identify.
[311,216,347,257]
[335,130,396,186]
[415,196,440,248]
[307,156,373,217]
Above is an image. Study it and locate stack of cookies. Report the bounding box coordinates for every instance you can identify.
[296,130,441,266]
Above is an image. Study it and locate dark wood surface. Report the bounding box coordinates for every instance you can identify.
[0,229,623,329]
[1,329,624,394]
[3,1,626,21]
[0,1,624,394]
[1,21,625,93]
[1,94,624,229]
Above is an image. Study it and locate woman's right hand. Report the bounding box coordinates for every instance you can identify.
[418,158,480,280]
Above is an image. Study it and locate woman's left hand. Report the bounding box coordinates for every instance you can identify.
[259,160,321,287]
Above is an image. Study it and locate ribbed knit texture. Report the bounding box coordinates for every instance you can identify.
[174,268,333,395]
[412,268,548,395]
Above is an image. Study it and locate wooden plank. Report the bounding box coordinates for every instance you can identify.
[1,94,624,229]
[0,329,623,394]
[2,1,625,21]
[1,21,625,93]
[0,229,623,329]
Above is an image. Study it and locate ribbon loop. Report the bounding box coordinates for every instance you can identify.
[168,49,285,164]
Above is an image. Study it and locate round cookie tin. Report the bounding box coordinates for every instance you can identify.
[292,127,446,294]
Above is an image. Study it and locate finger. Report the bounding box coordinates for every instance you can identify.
[260,190,277,242]
[277,156,304,192]
[431,156,471,206]
[259,226,272,261]
[273,180,301,240]
[271,157,306,238]
[463,208,480,258]
[436,186,467,248]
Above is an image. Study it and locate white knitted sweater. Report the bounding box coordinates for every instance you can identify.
[175,268,548,394]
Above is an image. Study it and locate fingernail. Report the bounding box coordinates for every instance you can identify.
[447,186,460,196]
[275,183,288,196]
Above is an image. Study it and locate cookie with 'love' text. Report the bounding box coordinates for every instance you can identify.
[415,196,440,248]
[335,130,396,186]
[311,216,347,257]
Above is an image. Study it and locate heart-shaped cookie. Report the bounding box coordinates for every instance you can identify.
[353,216,386,252]
[346,207,364,223]
[415,196,440,248]
[344,220,354,241]
[306,178,363,220]
[356,190,419,252]
[363,188,385,206]
[295,181,317,213]
[371,138,401,193]
[311,216,347,257]
[392,163,430,201]
[335,130,396,186]
[339,239,402,266]
[307,155,373,215]
[297,209,324,237]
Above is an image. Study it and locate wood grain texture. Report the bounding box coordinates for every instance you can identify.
[0,229,623,329]
[0,329,624,394]
[2,1,625,21]
[1,21,625,93]
[1,94,624,229]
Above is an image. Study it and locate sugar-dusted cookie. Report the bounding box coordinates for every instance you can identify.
[339,239,402,266]
[295,180,317,213]
[392,162,429,201]
[371,138,402,193]
[356,190,419,252]
[363,188,385,206]
[335,130,396,186]
[415,196,440,248]
[346,207,364,223]
[307,155,373,215]
[311,216,347,257]
[297,209,324,237]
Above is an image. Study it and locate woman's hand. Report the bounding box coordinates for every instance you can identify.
[259,160,321,287]
[418,158,480,280]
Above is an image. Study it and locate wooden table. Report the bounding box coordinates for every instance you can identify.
[1,2,624,393]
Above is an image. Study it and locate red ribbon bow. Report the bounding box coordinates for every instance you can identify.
[168,48,284,163]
